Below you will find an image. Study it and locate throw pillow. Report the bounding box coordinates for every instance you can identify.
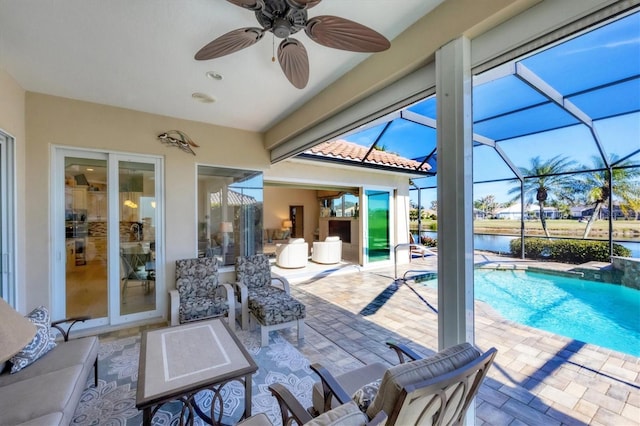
[9,306,57,373]
[351,378,382,412]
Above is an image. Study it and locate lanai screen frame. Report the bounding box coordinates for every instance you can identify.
[299,6,640,259]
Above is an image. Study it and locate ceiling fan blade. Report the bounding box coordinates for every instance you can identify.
[226,0,263,11]
[278,38,309,89]
[286,0,322,9]
[195,27,264,60]
[305,16,390,53]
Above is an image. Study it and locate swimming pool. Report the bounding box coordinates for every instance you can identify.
[421,269,640,357]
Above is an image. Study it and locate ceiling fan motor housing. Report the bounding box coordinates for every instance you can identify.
[256,0,307,38]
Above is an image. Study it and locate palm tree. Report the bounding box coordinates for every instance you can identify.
[580,155,640,238]
[474,195,498,218]
[508,155,576,238]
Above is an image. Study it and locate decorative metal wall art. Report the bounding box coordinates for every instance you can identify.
[157,130,200,155]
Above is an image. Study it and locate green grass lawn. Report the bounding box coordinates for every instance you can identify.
[412,219,640,238]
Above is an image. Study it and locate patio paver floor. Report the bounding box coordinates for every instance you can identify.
[274,253,640,426]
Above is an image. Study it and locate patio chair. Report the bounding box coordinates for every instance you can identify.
[307,341,497,425]
[237,394,387,426]
[409,233,436,261]
[169,257,236,328]
[120,247,154,303]
[235,254,306,346]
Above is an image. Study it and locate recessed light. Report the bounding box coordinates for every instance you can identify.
[206,71,223,81]
[192,92,216,103]
[86,168,94,171]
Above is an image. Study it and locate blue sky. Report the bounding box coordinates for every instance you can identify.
[344,11,640,207]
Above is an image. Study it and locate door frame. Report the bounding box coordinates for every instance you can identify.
[0,130,17,306]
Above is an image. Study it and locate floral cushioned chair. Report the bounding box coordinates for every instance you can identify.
[169,257,236,327]
[235,254,306,346]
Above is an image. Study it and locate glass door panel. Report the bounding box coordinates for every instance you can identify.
[64,156,108,318]
[118,160,156,315]
[366,190,391,262]
[0,132,15,303]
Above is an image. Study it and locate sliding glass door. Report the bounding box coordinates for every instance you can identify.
[53,148,163,327]
[0,131,16,304]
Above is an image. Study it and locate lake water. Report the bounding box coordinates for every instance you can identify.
[418,231,640,258]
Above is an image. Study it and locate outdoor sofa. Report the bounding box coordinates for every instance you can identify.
[0,303,98,426]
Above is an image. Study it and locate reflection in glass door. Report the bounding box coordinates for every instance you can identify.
[366,190,391,262]
[64,156,109,319]
[118,160,157,316]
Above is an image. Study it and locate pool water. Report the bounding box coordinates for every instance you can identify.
[422,269,640,356]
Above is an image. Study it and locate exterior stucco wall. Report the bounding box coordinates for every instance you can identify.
[24,93,266,310]
[265,159,414,266]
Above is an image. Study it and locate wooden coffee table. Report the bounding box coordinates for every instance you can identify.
[136,319,258,425]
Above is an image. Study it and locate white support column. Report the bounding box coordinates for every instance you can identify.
[436,37,474,350]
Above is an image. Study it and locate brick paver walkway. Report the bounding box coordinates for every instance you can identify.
[274,254,640,426]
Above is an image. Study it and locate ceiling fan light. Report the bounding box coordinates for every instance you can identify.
[191,92,216,103]
[206,71,223,81]
[273,18,293,38]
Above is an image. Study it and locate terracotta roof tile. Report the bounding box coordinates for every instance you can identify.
[307,140,431,171]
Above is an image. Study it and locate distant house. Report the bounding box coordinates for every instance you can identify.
[495,203,560,220]
[474,208,487,219]
[494,204,524,220]
[571,203,637,220]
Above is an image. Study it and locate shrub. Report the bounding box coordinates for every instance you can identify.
[509,238,631,263]
[420,236,437,247]
[429,222,438,231]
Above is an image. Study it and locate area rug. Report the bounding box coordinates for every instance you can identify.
[70,329,315,425]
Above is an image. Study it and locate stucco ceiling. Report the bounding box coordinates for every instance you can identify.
[0,0,443,132]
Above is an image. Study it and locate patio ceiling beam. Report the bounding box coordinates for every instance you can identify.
[400,109,437,128]
[495,144,524,181]
[614,148,640,167]
[362,122,392,163]
[418,146,437,172]
[472,62,516,86]
[338,111,401,141]
[514,62,611,169]
[472,133,523,181]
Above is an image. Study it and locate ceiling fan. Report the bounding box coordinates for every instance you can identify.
[195,0,391,89]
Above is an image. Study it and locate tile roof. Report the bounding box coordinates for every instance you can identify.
[306,140,431,171]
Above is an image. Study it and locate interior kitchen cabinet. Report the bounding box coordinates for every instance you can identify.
[87,191,106,221]
[65,186,87,210]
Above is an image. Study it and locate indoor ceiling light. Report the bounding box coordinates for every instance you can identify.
[191,92,215,103]
[206,71,223,81]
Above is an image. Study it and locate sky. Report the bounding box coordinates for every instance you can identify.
[343,11,640,207]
